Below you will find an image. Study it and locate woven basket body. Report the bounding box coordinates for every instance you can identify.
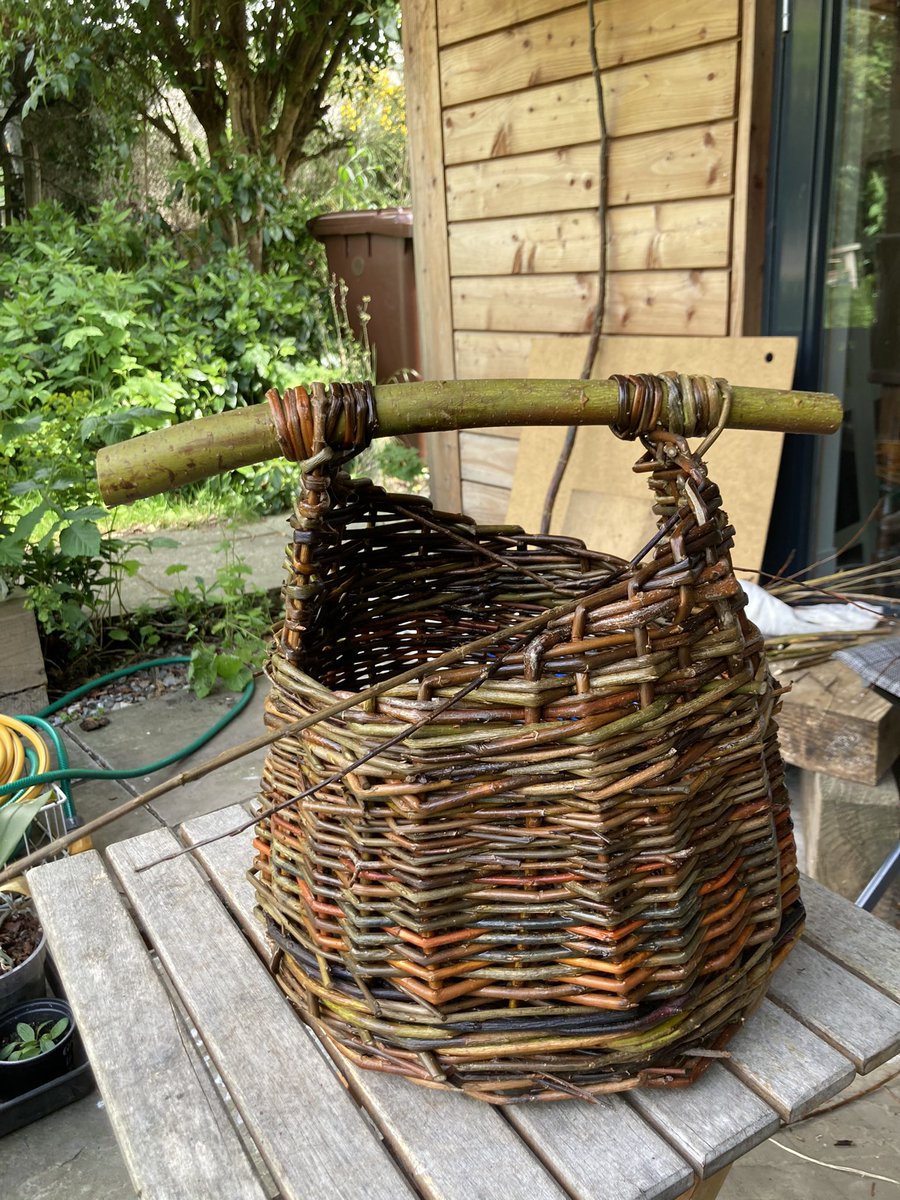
[252,385,803,1104]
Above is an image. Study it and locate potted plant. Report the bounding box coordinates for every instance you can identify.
[0,769,67,1014]
[0,897,47,1015]
[0,996,74,1101]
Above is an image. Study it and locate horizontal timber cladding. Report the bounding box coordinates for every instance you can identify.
[456,430,521,486]
[439,1,739,105]
[445,122,735,221]
[437,0,738,56]
[442,42,738,165]
[451,270,730,336]
[454,331,538,376]
[447,198,731,276]
[402,0,764,513]
[461,478,512,522]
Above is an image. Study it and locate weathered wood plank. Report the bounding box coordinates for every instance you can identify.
[445,122,735,221]
[627,1063,780,1176]
[443,43,738,166]
[28,852,268,1200]
[451,271,730,337]
[448,200,731,276]
[797,767,899,902]
[178,805,272,959]
[771,657,900,784]
[108,829,418,1200]
[455,331,538,377]
[438,0,569,46]
[508,1097,694,1200]
[800,872,900,998]
[724,998,856,1122]
[461,478,511,523]
[766,939,900,1073]
[339,1061,572,1200]
[440,0,739,105]
[459,430,520,487]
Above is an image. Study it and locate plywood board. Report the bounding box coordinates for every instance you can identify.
[506,336,798,574]
[443,44,737,166]
[445,122,734,221]
[439,0,739,105]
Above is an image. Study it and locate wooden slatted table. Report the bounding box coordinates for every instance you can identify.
[27,805,900,1200]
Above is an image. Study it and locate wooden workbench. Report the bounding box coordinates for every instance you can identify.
[27,805,900,1200]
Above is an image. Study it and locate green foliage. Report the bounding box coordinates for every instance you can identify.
[1,1017,70,1062]
[298,62,409,212]
[367,440,426,487]
[0,201,326,659]
[0,791,55,870]
[1,0,401,263]
[149,537,274,697]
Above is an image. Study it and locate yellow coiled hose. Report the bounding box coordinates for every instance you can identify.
[0,714,50,804]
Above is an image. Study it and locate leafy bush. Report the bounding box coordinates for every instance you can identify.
[0,201,331,664]
[297,63,409,212]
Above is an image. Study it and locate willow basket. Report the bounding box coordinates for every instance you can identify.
[251,378,804,1104]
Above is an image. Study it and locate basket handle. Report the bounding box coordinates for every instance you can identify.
[95,377,843,507]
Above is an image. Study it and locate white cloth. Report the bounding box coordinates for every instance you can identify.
[739,579,882,638]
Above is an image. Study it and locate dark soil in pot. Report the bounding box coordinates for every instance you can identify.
[0,909,42,970]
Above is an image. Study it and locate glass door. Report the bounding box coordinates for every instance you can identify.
[823,0,899,563]
[763,0,900,574]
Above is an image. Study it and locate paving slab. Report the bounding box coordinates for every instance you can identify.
[116,512,292,613]
[0,1092,135,1199]
[63,682,270,827]
[721,1055,900,1200]
[60,732,161,854]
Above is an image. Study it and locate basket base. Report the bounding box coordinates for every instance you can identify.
[263,901,805,1105]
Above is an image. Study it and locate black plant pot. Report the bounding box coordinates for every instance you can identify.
[0,996,75,1102]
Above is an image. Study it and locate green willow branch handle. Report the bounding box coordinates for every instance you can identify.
[96,379,843,507]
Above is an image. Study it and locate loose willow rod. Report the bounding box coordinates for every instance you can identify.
[96,379,843,506]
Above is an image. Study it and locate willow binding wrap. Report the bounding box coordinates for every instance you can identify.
[251,375,804,1105]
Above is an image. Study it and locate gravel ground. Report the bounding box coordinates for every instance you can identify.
[51,660,192,730]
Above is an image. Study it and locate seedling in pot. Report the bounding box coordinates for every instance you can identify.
[1,1017,69,1061]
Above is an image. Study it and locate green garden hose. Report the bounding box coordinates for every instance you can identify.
[2,656,255,800]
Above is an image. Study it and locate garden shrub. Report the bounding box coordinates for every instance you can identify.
[0,201,331,665]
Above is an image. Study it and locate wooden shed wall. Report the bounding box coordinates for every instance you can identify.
[402,0,774,516]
